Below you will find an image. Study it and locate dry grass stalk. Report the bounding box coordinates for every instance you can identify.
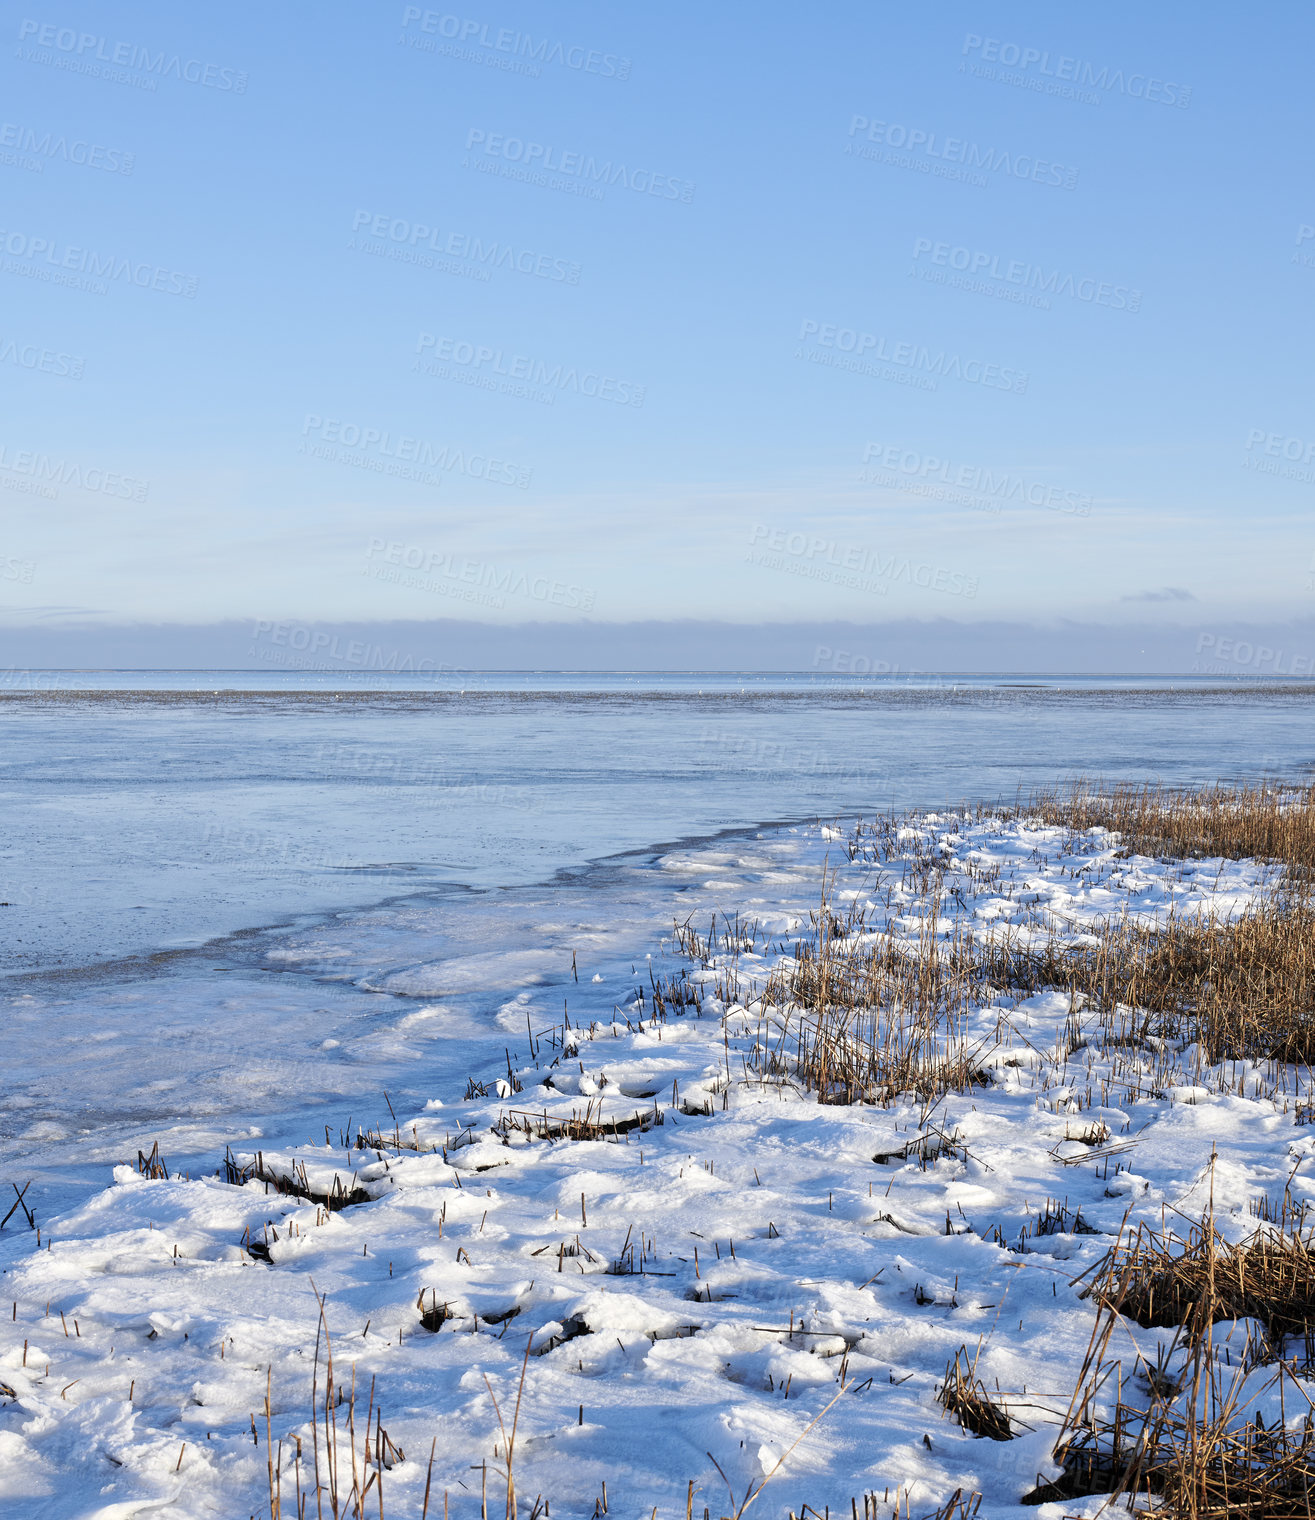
[937,1348,1013,1441]
[1035,1335,1315,1515]
[971,780,1315,1064]
[917,1494,982,1520]
[1,1180,35,1231]
[354,1120,436,1154]
[681,782,1315,1109]
[497,1102,659,1143]
[260,1295,408,1518]
[135,1142,169,1180]
[418,1290,451,1333]
[976,896,1315,1064]
[707,1382,850,1520]
[249,1152,371,1212]
[482,1334,535,1520]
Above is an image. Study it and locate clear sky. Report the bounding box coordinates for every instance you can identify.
[1,0,1312,647]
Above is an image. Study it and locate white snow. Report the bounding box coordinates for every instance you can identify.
[0,812,1305,1518]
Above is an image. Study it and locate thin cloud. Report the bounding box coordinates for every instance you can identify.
[1120,587,1196,603]
[0,604,114,619]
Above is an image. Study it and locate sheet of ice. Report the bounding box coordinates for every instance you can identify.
[0,830,821,1225]
[3,680,1311,972]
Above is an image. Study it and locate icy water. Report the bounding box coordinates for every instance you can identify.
[2,673,1312,1215]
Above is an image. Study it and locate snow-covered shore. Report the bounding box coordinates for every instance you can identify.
[1,811,1305,1518]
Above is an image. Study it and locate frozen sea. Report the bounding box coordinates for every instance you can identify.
[3,671,1313,1219]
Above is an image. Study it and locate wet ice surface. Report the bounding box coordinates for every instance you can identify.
[0,811,1305,1519]
[1,832,822,1225]
[2,676,1312,973]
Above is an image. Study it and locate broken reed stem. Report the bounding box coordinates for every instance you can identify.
[937,1348,1012,1441]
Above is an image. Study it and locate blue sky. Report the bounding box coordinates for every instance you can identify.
[2,0,1312,643]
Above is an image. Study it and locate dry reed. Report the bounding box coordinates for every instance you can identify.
[937,1348,1013,1441]
[1039,1206,1315,1516]
[1005,778,1315,871]
[1086,1216,1315,1342]
[987,781,1315,1063]
[262,1295,413,1519]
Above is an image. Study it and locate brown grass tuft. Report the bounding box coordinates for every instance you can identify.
[937,1348,1013,1441]
[1008,778,1315,871]
[981,781,1315,1064]
[1038,1209,1315,1515]
[1087,1216,1315,1342]
[755,899,989,1106]
[1033,1333,1315,1516]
